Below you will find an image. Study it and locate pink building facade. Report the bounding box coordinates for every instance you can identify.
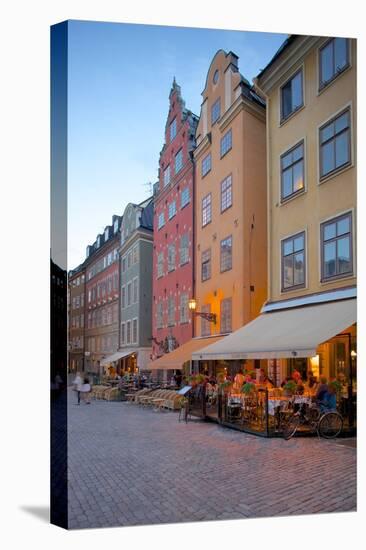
[151,80,198,364]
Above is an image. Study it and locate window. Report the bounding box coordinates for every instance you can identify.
[211,98,221,124]
[132,319,138,343]
[122,256,126,273]
[213,70,219,84]
[127,251,132,269]
[201,305,211,337]
[156,302,163,329]
[281,141,305,201]
[80,294,84,307]
[168,244,176,272]
[180,233,189,265]
[180,293,189,324]
[201,153,212,177]
[170,118,177,141]
[80,313,84,328]
[133,277,138,303]
[104,227,109,241]
[221,175,232,212]
[132,245,138,264]
[96,235,101,248]
[281,69,303,122]
[168,200,177,220]
[319,109,351,179]
[121,286,126,308]
[220,129,232,158]
[163,165,171,187]
[112,303,118,323]
[175,149,183,174]
[113,272,118,290]
[202,193,212,226]
[158,212,165,230]
[126,321,131,344]
[220,298,232,333]
[281,232,306,290]
[321,212,352,281]
[220,236,233,272]
[201,249,211,281]
[157,252,164,278]
[319,38,349,89]
[114,219,119,234]
[181,187,190,209]
[168,297,175,326]
[127,282,132,306]
[76,277,80,286]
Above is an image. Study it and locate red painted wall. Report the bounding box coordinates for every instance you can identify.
[152,83,197,360]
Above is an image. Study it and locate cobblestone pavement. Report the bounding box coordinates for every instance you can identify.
[67,393,356,529]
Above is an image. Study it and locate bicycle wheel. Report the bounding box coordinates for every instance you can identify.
[318,412,343,439]
[283,414,300,440]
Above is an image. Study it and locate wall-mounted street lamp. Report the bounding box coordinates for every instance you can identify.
[188,298,217,324]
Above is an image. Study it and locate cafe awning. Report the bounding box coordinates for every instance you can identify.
[192,298,356,361]
[100,349,135,366]
[148,336,224,370]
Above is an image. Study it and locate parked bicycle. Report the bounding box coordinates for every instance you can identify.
[282,401,343,440]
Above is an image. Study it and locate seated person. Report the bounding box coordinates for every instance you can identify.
[292,369,302,383]
[318,384,337,413]
[315,376,328,402]
[304,370,318,395]
[295,379,305,395]
[258,369,274,389]
[233,369,245,393]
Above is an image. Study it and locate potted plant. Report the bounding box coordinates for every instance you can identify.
[217,372,226,384]
[220,380,233,394]
[242,381,256,395]
[195,373,205,385]
[283,379,297,396]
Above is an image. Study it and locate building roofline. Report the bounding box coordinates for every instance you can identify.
[255,34,297,81]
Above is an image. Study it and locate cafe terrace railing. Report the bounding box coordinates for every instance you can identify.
[188,384,355,437]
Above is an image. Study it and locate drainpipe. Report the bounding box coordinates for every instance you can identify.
[253,79,272,375]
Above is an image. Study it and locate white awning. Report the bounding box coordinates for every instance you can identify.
[192,298,356,361]
[100,350,135,366]
[147,336,224,370]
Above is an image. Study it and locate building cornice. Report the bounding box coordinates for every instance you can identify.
[218,93,265,132]
[261,286,357,313]
[119,227,153,254]
[254,35,322,94]
[193,133,211,160]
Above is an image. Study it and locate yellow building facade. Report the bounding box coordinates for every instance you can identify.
[254,35,357,387]
[193,50,267,344]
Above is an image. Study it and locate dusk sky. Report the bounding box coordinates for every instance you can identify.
[68,20,287,269]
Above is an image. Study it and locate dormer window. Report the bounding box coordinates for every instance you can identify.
[114,219,119,234]
[96,236,101,248]
[104,227,109,241]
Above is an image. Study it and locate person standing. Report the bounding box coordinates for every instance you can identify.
[73,372,82,405]
[80,376,92,404]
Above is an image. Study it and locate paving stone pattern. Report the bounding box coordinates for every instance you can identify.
[67,392,356,529]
